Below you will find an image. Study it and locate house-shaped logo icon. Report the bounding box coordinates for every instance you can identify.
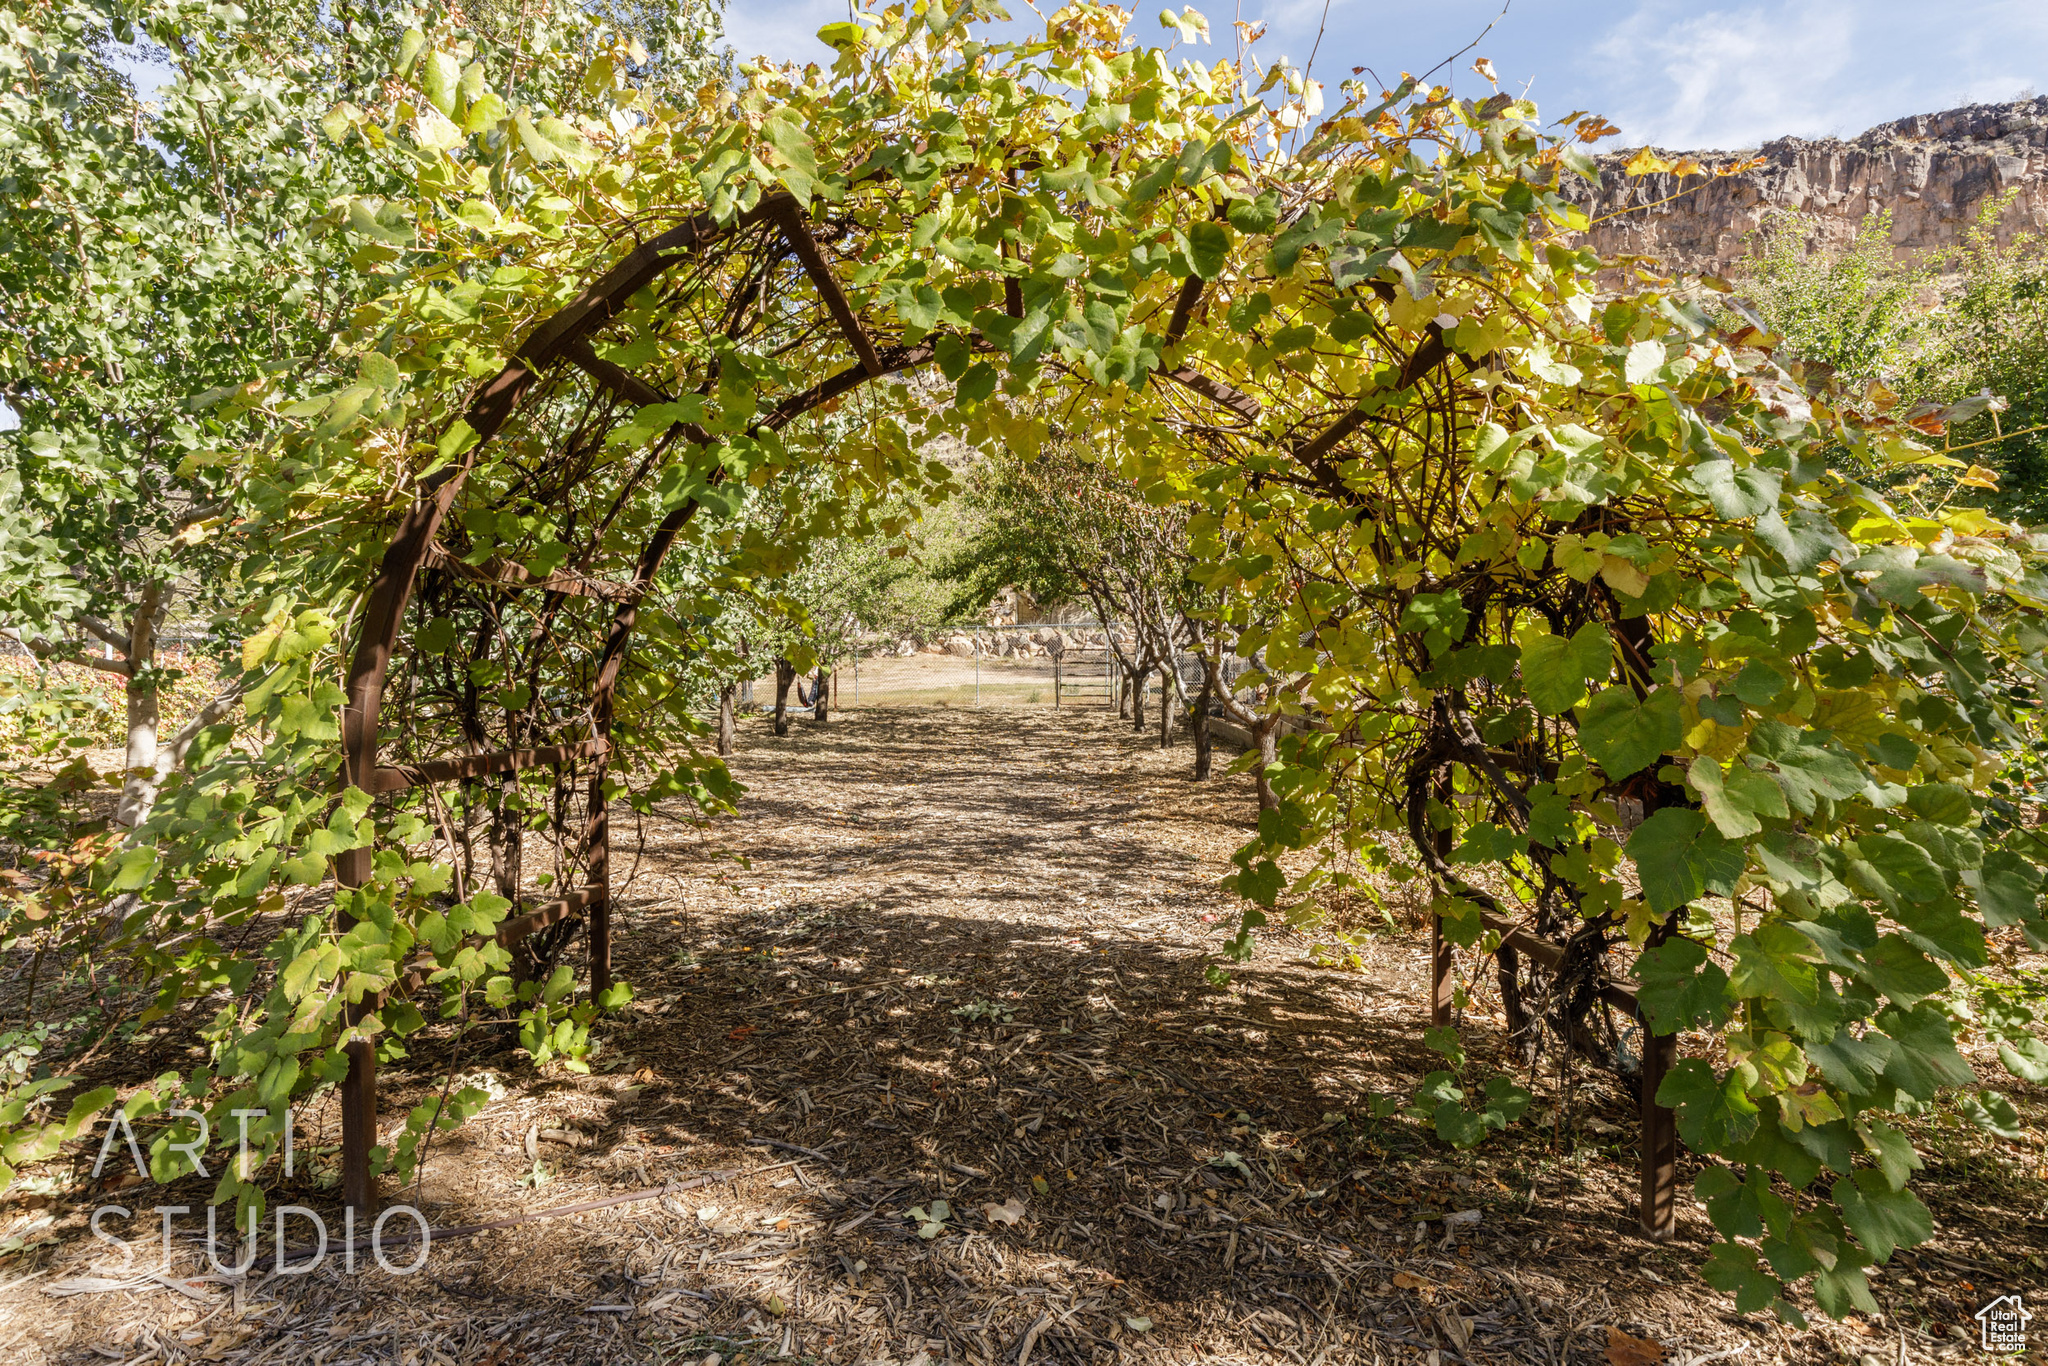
[1977,1293,2032,1353]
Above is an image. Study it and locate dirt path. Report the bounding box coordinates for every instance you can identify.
[4,707,2031,1364]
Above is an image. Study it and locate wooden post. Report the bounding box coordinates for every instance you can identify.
[1639,1024,1678,1239]
[587,762,610,1002]
[1430,771,1454,1028]
[1430,914,1454,1028]
[340,1039,376,1215]
[1054,655,1061,708]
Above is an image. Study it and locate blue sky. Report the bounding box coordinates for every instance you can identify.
[725,0,2048,151]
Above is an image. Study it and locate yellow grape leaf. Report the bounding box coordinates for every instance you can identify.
[1958,464,2001,489]
[1624,146,1673,176]
[1780,1081,1843,1132]
[242,615,286,671]
[1600,555,1650,598]
[1942,507,2007,535]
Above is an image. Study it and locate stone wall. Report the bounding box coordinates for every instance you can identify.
[1570,98,2048,275]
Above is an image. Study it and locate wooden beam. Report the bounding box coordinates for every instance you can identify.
[750,342,936,435]
[561,336,669,409]
[1477,911,1640,1014]
[425,544,640,603]
[1293,321,1451,468]
[1162,365,1263,423]
[496,884,604,945]
[1165,274,1205,346]
[767,198,884,377]
[363,738,610,794]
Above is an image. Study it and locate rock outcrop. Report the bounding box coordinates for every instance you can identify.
[1573,98,2048,274]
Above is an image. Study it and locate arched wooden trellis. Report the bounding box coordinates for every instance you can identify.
[329,192,931,1212]
[322,190,1680,1244]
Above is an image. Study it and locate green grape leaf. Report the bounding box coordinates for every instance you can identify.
[1432,1101,1487,1149]
[1480,1075,1531,1128]
[1810,1261,1879,1319]
[1520,623,1611,714]
[1832,1168,1930,1262]
[1806,1029,1891,1094]
[1186,221,1231,280]
[1857,933,1949,1005]
[1450,820,1525,865]
[1626,808,1706,913]
[1657,1058,1761,1151]
[1871,1004,1973,1100]
[1856,1119,1922,1190]
[1700,1241,1783,1313]
[1729,924,1820,1007]
[760,114,819,203]
[1579,686,1684,779]
[1725,1114,1824,1190]
[1689,756,1789,838]
[1526,787,1574,847]
[1690,459,1782,519]
[1849,832,1948,909]
[1970,850,2045,927]
[1634,937,1733,1035]
[1697,1163,1791,1241]
[1998,1036,2048,1083]
[1747,721,1865,815]
[1958,1090,2024,1139]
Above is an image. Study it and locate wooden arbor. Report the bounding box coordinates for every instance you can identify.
[321,191,1681,1243]
[329,193,927,1212]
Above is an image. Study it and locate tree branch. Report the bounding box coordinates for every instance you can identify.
[0,626,131,674]
[77,615,132,655]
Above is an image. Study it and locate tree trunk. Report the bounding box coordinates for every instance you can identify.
[1254,715,1281,811]
[813,668,829,722]
[114,582,168,828]
[717,684,736,757]
[1193,653,1217,781]
[1157,656,1175,748]
[772,658,796,736]
[1130,663,1147,732]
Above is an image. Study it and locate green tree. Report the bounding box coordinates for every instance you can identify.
[0,0,727,826]
[1736,210,1935,381]
[1914,211,2048,523]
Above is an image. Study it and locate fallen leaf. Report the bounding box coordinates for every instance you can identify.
[726,1024,755,1041]
[1605,1326,1665,1366]
[1124,1316,1152,1333]
[1439,1309,1473,1352]
[1392,1271,1430,1291]
[983,1197,1027,1225]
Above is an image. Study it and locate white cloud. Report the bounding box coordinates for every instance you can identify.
[720,0,847,68]
[1592,0,2048,149]
[1592,1,1859,148]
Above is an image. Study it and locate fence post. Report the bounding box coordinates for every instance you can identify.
[1055,655,1061,708]
[1430,771,1453,1028]
[1639,1018,1679,1239]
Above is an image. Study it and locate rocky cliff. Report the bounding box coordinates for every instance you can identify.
[1573,98,2048,274]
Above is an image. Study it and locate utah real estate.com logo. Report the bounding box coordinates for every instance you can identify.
[1976,1293,2032,1355]
[90,1106,430,1275]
